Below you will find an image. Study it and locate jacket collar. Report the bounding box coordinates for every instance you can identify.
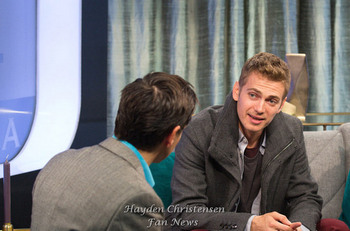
[208,93,241,179]
[98,137,145,177]
[262,111,296,172]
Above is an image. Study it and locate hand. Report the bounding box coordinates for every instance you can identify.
[251,211,302,231]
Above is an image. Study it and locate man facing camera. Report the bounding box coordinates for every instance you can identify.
[31,72,197,230]
[166,52,323,231]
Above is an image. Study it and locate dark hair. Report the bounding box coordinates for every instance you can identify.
[114,72,198,152]
[239,52,291,98]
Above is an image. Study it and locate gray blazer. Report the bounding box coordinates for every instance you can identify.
[31,138,164,231]
[166,93,322,231]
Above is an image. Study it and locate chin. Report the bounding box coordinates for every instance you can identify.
[245,123,266,134]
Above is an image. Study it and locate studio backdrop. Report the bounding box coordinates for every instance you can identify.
[107,0,350,135]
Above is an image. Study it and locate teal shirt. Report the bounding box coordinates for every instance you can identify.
[340,170,350,227]
[118,139,155,187]
[150,152,175,208]
[113,135,174,207]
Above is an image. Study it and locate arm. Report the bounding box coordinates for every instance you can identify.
[285,120,322,230]
[108,192,164,231]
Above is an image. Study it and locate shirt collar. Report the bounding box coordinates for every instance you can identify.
[113,136,155,187]
[238,129,266,155]
[237,129,266,179]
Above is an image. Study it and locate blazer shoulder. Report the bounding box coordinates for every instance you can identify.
[187,105,224,133]
[280,112,303,131]
[276,112,304,146]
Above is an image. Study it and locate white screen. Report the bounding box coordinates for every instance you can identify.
[0,0,82,177]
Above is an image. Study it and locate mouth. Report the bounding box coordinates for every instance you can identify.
[248,114,265,124]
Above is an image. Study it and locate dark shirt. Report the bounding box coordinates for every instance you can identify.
[238,146,262,213]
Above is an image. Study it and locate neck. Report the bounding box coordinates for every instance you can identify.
[138,150,156,166]
[239,124,263,148]
[246,135,261,148]
[138,143,167,166]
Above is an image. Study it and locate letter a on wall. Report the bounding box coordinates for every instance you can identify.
[0,0,36,163]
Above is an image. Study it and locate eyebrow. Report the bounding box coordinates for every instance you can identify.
[247,88,281,101]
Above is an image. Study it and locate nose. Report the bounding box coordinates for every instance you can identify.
[254,100,265,114]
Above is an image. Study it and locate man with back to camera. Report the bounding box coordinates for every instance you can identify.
[166,52,324,231]
[30,72,198,230]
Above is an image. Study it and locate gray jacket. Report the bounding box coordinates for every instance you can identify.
[31,138,164,231]
[166,93,322,231]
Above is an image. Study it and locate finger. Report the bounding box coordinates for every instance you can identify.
[274,222,295,231]
[289,222,302,229]
[270,212,292,226]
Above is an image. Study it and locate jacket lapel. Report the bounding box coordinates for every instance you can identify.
[208,93,241,184]
[262,113,296,173]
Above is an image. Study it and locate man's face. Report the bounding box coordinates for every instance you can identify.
[232,72,286,137]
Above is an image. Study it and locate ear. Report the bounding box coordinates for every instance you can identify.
[278,97,288,113]
[164,125,182,147]
[232,81,240,101]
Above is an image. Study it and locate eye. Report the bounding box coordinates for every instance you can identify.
[249,93,257,98]
[268,98,278,105]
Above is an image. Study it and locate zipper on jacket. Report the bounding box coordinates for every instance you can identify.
[262,138,295,175]
[260,138,295,214]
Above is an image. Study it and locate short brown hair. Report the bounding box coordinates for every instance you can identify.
[114,72,198,152]
[239,52,291,98]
